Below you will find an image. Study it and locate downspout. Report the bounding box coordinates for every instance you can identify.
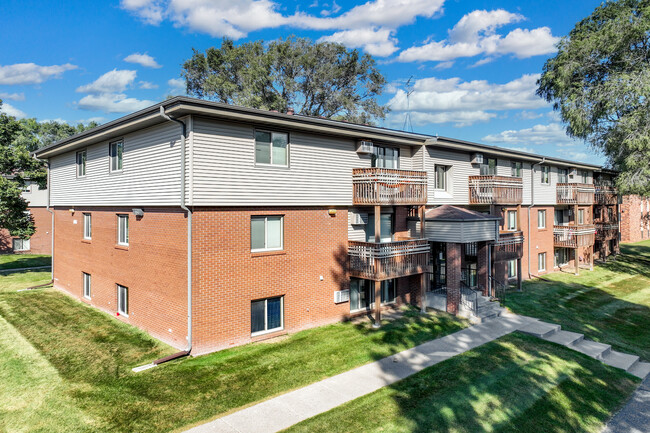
[527,157,546,279]
[45,161,54,284]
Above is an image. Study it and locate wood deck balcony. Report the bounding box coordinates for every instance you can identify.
[556,183,595,205]
[553,225,596,248]
[352,168,427,206]
[596,223,619,240]
[595,185,618,205]
[468,175,523,205]
[348,238,430,281]
[493,231,524,262]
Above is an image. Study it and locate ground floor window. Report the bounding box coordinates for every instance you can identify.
[554,248,570,267]
[251,296,284,335]
[83,273,91,299]
[117,284,128,316]
[462,262,478,288]
[430,242,446,289]
[350,278,396,311]
[507,260,517,279]
[12,238,30,251]
[538,253,546,272]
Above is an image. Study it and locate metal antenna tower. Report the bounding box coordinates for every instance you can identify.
[402,76,414,132]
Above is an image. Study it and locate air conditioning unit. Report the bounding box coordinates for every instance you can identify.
[356,140,374,154]
[334,290,350,304]
[471,153,484,165]
[350,212,368,225]
[569,168,577,178]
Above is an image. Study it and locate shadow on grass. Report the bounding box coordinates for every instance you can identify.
[0,255,51,271]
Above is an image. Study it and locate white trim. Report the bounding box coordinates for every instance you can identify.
[250,215,284,252]
[117,214,129,246]
[109,140,124,173]
[537,209,546,229]
[251,296,284,336]
[83,213,92,239]
[83,272,91,299]
[253,129,290,168]
[117,284,128,316]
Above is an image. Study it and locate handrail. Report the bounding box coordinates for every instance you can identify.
[468,175,523,204]
[352,168,427,205]
[490,277,509,307]
[348,239,430,280]
[553,224,596,248]
[460,281,478,314]
[556,183,596,204]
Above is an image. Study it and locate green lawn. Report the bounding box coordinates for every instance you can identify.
[0,269,52,292]
[284,333,639,433]
[506,240,650,360]
[0,280,466,432]
[0,253,51,270]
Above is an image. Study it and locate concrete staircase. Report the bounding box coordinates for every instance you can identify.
[460,293,506,323]
[518,320,650,379]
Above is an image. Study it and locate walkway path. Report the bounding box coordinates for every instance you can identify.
[601,375,650,433]
[186,313,536,433]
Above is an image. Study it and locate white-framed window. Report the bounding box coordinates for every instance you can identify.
[12,238,30,251]
[578,209,585,225]
[511,161,522,177]
[349,278,396,311]
[538,253,547,272]
[251,296,283,335]
[83,272,91,299]
[558,168,568,184]
[581,170,588,184]
[507,259,517,279]
[506,210,517,231]
[372,146,399,169]
[434,165,447,190]
[538,210,546,229]
[251,216,283,252]
[76,150,87,177]
[21,182,31,193]
[117,214,129,246]
[480,158,497,176]
[83,213,92,239]
[117,284,128,316]
[541,166,550,184]
[255,130,288,166]
[109,140,124,172]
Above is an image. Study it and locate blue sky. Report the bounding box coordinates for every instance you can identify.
[1,0,604,164]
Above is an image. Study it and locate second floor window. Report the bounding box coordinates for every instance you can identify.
[434,165,447,190]
[480,158,497,176]
[608,207,613,221]
[581,170,588,183]
[117,214,129,246]
[541,166,550,184]
[558,168,568,183]
[76,150,86,177]
[578,209,585,225]
[511,161,522,177]
[255,131,288,166]
[110,141,123,172]
[251,216,283,251]
[506,210,517,231]
[372,146,399,169]
[538,210,546,229]
[83,213,92,239]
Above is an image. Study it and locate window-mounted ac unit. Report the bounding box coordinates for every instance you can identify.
[356,140,374,154]
[569,168,577,178]
[471,153,484,164]
[334,290,350,304]
[350,212,368,225]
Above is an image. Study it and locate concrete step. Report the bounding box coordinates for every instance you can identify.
[602,351,640,371]
[627,361,650,379]
[518,321,561,339]
[475,308,505,323]
[572,340,612,360]
[543,330,584,347]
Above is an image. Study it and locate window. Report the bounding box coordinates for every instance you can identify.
[349,279,396,311]
[21,183,31,193]
[251,296,283,335]
[434,165,447,190]
[372,146,399,169]
[555,209,565,225]
[117,214,129,246]
[507,260,517,279]
[83,213,92,239]
[255,131,288,166]
[541,166,550,184]
[12,238,30,251]
[76,150,87,177]
[511,161,522,177]
[366,213,393,243]
[538,210,546,229]
[117,284,128,316]
[480,158,497,176]
[109,140,123,172]
[538,253,546,272]
[251,216,283,251]
[555,248,570,267]
[578,209,585,225]
[607,207,613,221]
[581,170,588,184]
[83,273,91,299]
[558,168,568,183]
[506,210,517,231]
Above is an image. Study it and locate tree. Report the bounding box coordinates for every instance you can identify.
[0,100,99,238]
[181,37,389,124]
[537,0,650,194]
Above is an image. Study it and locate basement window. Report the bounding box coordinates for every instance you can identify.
[117,284,128,316]
[251,296,283,336]
[83,272,91,299]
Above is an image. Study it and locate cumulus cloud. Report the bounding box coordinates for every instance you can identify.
[76,69,138,94]
[0,102,27,118]
[168,78,186,94]
[77,93,155,113]
[124,53,162,68]
[318,27,398,57]
[0,92,25,101]
[139,81,159,89]
[482,123,575,146]
[0,63,77,85]
[397,9,559,62]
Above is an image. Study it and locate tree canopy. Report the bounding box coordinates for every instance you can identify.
[181,37,389,124]
[537,0,650,194]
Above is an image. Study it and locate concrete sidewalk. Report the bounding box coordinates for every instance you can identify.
[601,375,650,433]
[185,312,536,433]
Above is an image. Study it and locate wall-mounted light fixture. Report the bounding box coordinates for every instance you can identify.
[69,208,75,214]
[328,209,337,216]
[132,208,144,217]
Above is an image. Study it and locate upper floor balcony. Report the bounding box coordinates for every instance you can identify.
[493,231,524,262]
[596,223,619,240]
[556,183,595,205]
[595,185,618,205]
[468,175,523,205]
[348,238,430,281]
[553,224,596,248]
[352,168,427,206]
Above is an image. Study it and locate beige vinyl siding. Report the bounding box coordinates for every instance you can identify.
[425,147,474,205]
[21,182,48,207]
[348,208,368,241]
[409,220,497,243]
[532,164,558,205]
[50,122,181,206]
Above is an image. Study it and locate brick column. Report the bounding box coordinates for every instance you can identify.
[446,243,461,315]
[478,241,489,296]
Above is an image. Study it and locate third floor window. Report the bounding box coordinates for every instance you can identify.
[372,146,399,169]
[110,140,123,172]
[480,158,497,176]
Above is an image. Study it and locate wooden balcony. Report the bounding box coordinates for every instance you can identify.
[553,225,596,248]
[595,185,618,205]
[348,239,430,281]
[596,223,619,240]
[468,175,523,205]
[352,168,427,206]
[493,231,524,262]
[556,183,595,205]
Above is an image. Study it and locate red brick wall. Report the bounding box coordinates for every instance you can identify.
[621,195,650,243]
[0,207,52,255]
[526,206,555,276]
[52,207,188,350]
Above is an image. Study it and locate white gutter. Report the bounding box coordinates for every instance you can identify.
[527,157,546,279]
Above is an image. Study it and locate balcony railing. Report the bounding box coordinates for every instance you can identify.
[556,183,595,205]
[352,168,427,206]
[553,225,596,248]
[493,231,524,262]
[348,239,430,281]
[468,175,523,205]
[596,223,619,240]
[595,185,618,205]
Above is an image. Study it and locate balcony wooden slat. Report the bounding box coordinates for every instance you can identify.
[556,183,596,205]
[348,239,430,281]
[352,168,427,206]
[553,224,596,248]
[595,185,618,205]
[596,223,619,240]
[468,175,523,205]
[493,231,524,262]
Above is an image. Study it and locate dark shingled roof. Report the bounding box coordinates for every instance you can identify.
[424,205,500,222]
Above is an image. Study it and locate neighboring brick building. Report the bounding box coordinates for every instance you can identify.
[0,181,52,255]
[620,195,650,243]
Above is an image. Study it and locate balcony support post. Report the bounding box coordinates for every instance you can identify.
[373,205,381,328]
[516,258,522,291]
[419,205,427,314]
[574,204,579,276]
[478,242,489,296]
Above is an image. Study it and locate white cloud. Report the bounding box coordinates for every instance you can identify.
[77,93,155,113]
[124,53,162,68]
[482,123,576,146]
[320,0,341,17]
[168,78,186,94]
[518,110,544,120]
[388,110,496,128]
[318,27,398,57]
[76,69,138,94]
[0,102,27,118]
[0,92,25,101]
[397,9,559,63]
[0,63,77,85]
[139,81,159,89]
[76,116,106,125]
[503,146,537,154]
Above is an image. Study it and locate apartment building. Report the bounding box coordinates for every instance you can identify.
[0,180,51,254]
[620,194,650,243]
[33,96,617,355]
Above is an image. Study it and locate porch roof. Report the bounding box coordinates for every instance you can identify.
[424,205,500,222]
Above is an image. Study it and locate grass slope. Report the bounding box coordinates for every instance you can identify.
[0,254,51,270]
[284,333,639,433]
[0,269,52,293]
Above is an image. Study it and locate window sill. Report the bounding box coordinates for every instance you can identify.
[81,239,92,244]
[115,244,129,251]
[251,327,284,338]
[254,163,290,170]
[251,250,286,258]
[109,170,124,175]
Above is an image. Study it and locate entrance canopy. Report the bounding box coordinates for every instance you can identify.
[409,205,499,243]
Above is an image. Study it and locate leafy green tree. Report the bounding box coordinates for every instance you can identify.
[181,37,389,124]
[537,0,650,194]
